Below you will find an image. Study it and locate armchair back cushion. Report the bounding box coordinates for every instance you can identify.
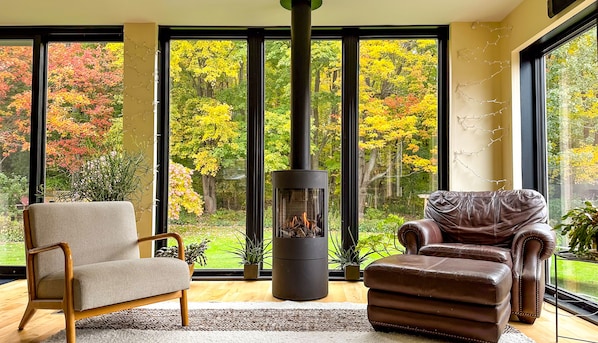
[424,189,548,247]
[28,201,140,284]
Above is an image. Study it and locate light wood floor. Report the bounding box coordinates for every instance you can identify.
[1,279,596,343]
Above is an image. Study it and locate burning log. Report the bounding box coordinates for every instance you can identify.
[278,212,322,238]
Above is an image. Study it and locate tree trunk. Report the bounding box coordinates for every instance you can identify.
[202,174,217,214]
[358,149,378,217]
[312,70,321,170]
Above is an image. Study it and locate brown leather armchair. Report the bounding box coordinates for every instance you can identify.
[398,189,556,324]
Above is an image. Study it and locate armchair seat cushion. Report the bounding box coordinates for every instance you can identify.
[419,243,513,269]
[37,257,190,311]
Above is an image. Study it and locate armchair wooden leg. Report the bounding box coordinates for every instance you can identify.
[180,289,189,326]
[18,302,36,330]
[64,304,76,343]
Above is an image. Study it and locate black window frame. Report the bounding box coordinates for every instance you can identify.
[156,26,449,278]
[520,4,598,322]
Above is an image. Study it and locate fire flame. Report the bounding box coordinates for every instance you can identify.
[302,212,310,229]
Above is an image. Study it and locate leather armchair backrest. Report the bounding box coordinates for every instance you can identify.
[424,189,548,247]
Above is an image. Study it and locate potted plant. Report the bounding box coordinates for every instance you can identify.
[155,239,210,275]
[229,232,271,280]
[555,201,598,259]
[329,230,374,281]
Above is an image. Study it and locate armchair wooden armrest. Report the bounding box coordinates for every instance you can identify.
[139,232,186,260]
[21,241,77,339]
[25,241,74,300]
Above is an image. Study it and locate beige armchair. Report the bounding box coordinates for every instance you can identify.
[18,201,190,342]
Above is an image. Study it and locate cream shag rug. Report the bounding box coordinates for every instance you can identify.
[44,302,535,343]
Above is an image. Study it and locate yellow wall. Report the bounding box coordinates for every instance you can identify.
[122,23,158,257]
[449,22,507,190]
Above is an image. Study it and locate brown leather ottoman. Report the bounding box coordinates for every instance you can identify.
[364,254,512,343]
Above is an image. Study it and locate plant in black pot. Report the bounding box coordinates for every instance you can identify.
[555,201,598,260]
[155,239,210,275]
[229,232,271,280]
[329,230,374,281]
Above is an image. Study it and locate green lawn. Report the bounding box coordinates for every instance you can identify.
[0,242,26,265]
[552,255,598,300]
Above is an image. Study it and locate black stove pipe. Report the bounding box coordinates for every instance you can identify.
[289,0,312,170]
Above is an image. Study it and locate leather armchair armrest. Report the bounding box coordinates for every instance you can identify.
[398,219,443,254]
[139,232,186,261]
[510,222,556,320]
[511,223,556,263]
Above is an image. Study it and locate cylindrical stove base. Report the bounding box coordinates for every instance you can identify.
[272,236,328,300]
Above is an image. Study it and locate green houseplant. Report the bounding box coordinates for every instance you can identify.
[329,230,374,281]
[555,201,598,259]
[155,239,210,275]
[229,232,271,280]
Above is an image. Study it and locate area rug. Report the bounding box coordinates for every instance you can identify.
[43,302,535,343]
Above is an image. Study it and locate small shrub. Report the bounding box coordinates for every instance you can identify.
[65,151,147,202]
[0,216,24,242]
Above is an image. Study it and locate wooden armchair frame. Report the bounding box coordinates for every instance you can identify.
[18,208,189,343]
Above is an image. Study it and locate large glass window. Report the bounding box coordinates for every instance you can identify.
[358,39,439,258]
[158,27,447,275]
[521,8,598,316]
[168,39,248,269]
[44,42,124,201]
[264,39,342,267]
[545,25,598,302]
[0,37,124,269]
[0,41,32,266]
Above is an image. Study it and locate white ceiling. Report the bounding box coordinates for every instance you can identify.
[1,0,524,27]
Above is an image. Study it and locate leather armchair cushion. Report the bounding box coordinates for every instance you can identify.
[419,243,513,269]
[37,257,191,311]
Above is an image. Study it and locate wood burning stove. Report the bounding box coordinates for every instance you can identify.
[272,170,328,300]
[272,0,328,301]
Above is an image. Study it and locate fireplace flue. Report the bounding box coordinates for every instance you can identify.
[272,0,328,301]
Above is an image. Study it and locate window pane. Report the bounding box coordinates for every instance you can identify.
[45,42,124,201]
[546,26,598,301]
[0,41,32,266]
[168,40,247,270]
[264,39,342,269]
[358,39,439,257]
[265,39,291,268]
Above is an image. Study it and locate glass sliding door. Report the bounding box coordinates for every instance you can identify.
[546,25,598,302]
[0,41,32,266]
[168,39,248,270]
[358,39,439,258]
